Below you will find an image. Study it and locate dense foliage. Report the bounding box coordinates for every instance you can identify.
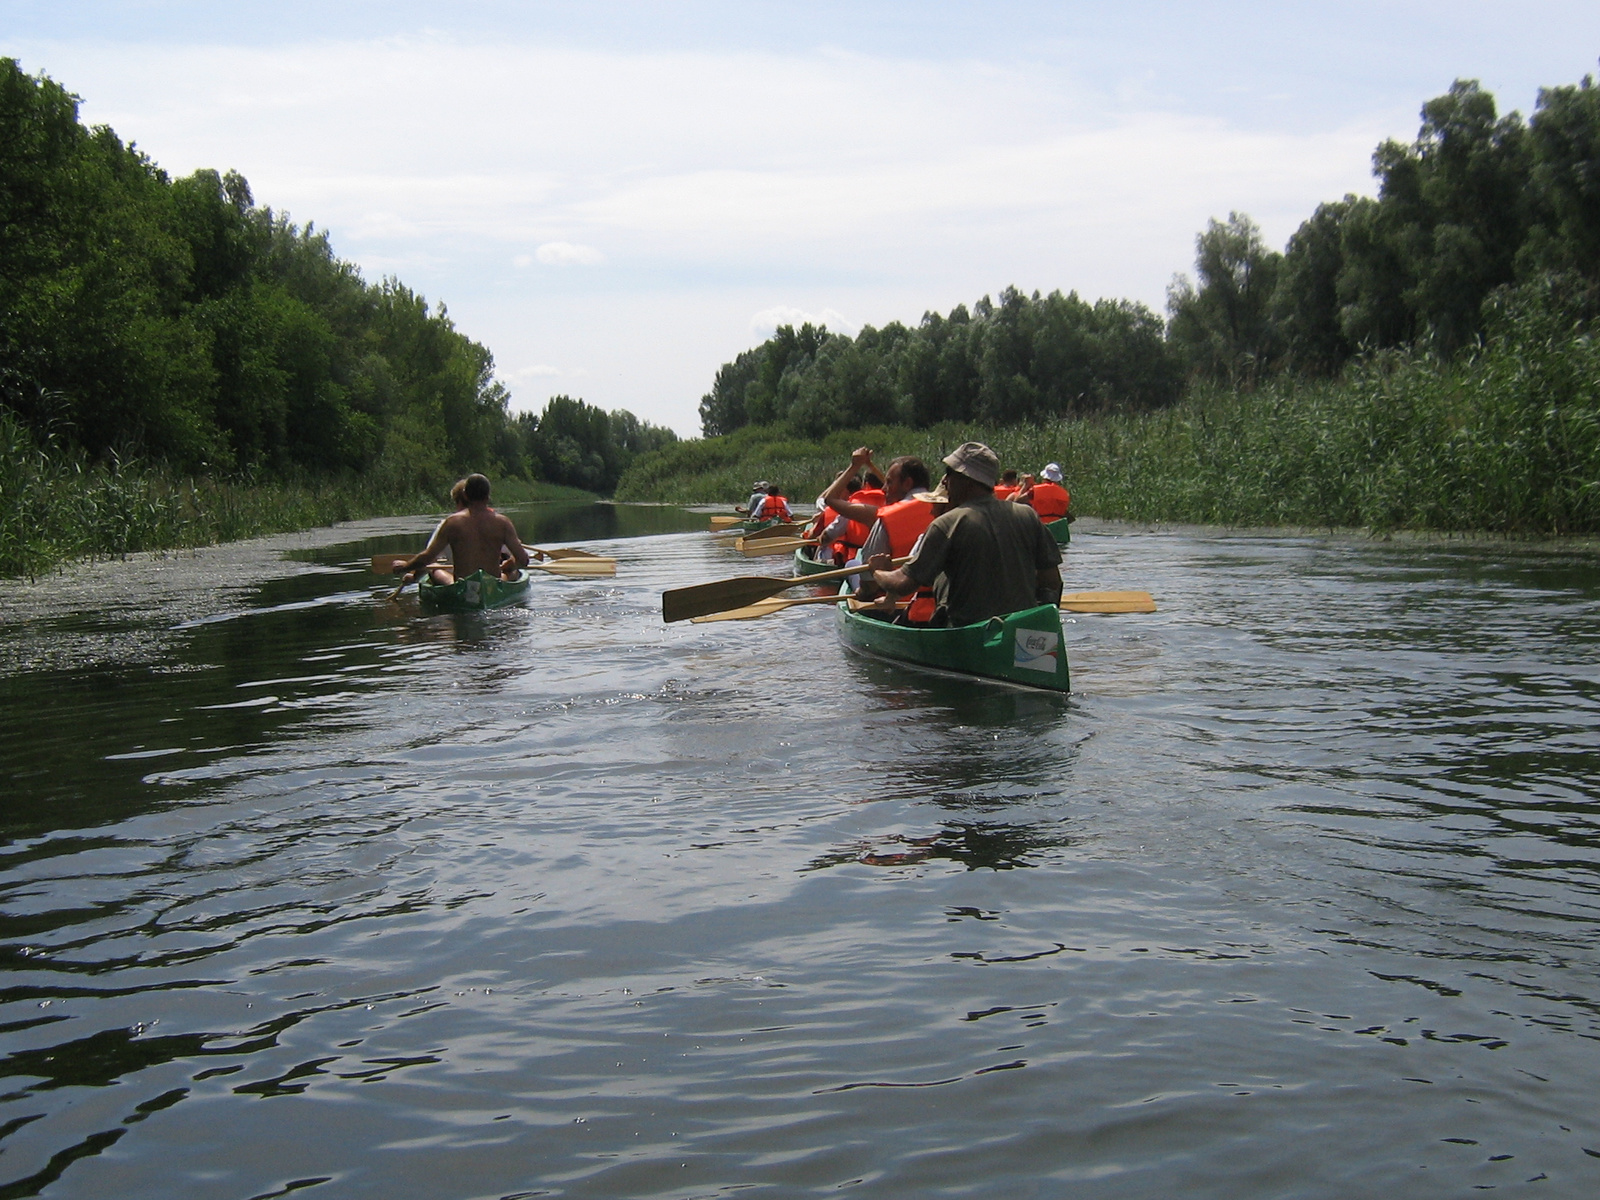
[0,59,673,505]
[698,291,1179,437]
[623,277,1600,533]
[699,74,1600,444]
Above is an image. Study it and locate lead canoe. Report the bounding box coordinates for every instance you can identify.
[418,569,533,612]
[1044,517,1071,545]
[835,601,1070,693]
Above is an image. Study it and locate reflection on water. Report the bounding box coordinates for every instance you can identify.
[1,509,1600,1197]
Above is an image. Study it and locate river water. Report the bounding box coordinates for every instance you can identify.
[1,504,1598,1199]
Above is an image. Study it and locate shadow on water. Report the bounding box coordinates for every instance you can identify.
[803,820,1074,872]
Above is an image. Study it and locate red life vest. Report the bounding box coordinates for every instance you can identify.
[993,484,1020,501]
[841,487,885,550]
[876,497,938,624]
[757,496,791,522]
[1028,480,1070,521]
[875,498,936,558]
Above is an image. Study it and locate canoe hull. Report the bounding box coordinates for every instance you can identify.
[1045,517,1071,545]
[836,602,1070,693]
[418,570,533,612]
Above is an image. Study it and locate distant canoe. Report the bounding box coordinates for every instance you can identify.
[793,545,836,576]
[836,601,1070,693]
[418,569,532,612]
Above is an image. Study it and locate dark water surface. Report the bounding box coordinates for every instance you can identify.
[2,505,1599,1198]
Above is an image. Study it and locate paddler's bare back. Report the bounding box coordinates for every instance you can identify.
[437,507,522,577]
[400,475,530,584]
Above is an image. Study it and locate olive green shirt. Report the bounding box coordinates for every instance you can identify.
[904,492,1063,625]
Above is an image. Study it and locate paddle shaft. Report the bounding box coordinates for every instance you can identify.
[696,590,1156,622]
[662,556,907,623]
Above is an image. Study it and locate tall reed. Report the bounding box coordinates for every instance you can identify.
[0,411,441,579]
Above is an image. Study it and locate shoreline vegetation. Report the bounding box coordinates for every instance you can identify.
[617,284,1600,536]
[623,73,1600,539]
[0,59,671,578]
[8,60,1600,570]
[0,409,598,580]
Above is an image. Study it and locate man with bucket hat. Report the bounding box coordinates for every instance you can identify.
[867,442,1062,627]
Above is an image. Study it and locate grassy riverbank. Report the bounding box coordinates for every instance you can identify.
[0,412,596,579]
[618,293,1600,536]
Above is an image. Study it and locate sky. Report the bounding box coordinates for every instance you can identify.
[5,2,1600,435]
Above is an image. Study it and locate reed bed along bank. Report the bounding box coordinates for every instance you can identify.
[0,412,592,579]
[617,308,1600,537]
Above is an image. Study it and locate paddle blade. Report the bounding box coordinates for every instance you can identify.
[709,516,743,531]
[738,537,817,557]
[663,574,799,623]
[529,558,617,577]
[1060,591,1156,614]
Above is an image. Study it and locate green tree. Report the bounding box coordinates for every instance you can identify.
[1167,212,1282,384]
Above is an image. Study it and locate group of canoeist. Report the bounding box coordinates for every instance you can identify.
[789,442,1071,627]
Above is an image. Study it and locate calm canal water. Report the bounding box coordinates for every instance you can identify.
[2,504,1599,1198]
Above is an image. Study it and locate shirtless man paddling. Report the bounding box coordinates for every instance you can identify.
[396,474,531,586]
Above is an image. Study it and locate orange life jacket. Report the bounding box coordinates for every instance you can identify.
[993,484,1020,501]
[1028,480,1070,521]
[841,487,885,550]
[877,497,938,623]
[875,497,936,558]
[757,496,791,522]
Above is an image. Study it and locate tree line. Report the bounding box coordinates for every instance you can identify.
[0,59,673,496]
[700,73,1600,438]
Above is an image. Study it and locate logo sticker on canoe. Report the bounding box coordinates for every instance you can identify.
[1014,629,1059,673]
[463,580,481,604]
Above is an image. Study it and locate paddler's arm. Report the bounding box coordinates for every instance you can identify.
[1036,566,1064,605]
[400,518,452,574]
[868,524,944,598]
[499,516,531,569]
[820,446,882,522]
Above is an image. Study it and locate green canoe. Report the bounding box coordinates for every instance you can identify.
[1044,517,1071,545]
[793,545,836,576]
[418,569,533,612]
[836,601,1070,693]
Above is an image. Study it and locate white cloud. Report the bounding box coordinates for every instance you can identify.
[2,25,1496,433]
[750,306,856,339]
[534,241,605,266]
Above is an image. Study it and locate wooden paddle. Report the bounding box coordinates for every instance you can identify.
[370,554,616,579]
[742,520,804,541]
[712,520,803,541]
[1060,591,1156,613]
[690,594,843,622]
[693,590,1156,622]
[663,557,908,623]
[523,544,606,560]
[709,516,744,531]
[737,536,818,557]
